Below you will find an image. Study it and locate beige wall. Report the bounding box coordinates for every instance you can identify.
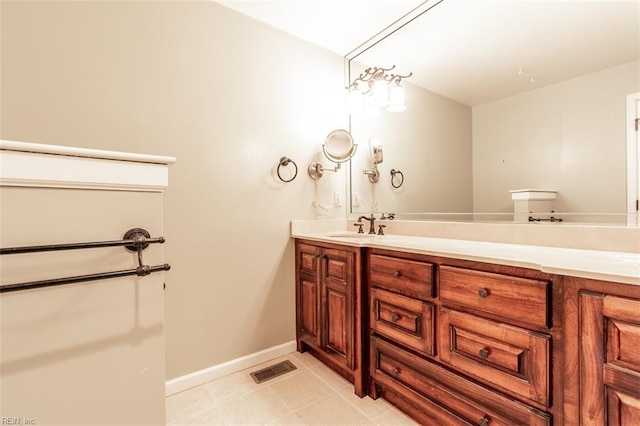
[1,1,348,380]
[473,60,640,216]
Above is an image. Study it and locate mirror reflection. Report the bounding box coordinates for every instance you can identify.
[348,0,640,224]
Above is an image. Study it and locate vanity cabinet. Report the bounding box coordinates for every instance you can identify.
[294,239,365,396]
[294,236,640,425]
[367,248,558,425]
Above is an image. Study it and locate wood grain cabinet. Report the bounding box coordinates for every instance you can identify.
[579,292,640,425]
[294,239,640,424]
[295,239,365,396]
[367,249,557,425]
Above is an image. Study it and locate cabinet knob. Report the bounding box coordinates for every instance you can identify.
[478,288,489,298]
[479,348,490,359]
[393,271,402,278]
[479,416,490,426]
[391,313,400,323]
[391,368,399,378]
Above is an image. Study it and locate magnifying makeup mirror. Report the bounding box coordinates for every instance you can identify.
[308,129,358,180]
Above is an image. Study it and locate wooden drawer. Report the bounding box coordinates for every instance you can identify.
[439,308,550,406]
[370,287,434,356]
[371,336,551,426]
[604,296,640,374]
[369,254,434,300]
[439,265,550,328]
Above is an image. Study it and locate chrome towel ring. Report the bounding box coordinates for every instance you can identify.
[390,169,404,188]
[277,157,298,183]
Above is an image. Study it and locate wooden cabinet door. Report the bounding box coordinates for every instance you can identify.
[320,247,354,369]
[296,243,320,346]
[580,292,640,425]
[295,240,364,397]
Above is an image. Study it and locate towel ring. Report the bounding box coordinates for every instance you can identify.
[390,169,404,188]
[277,157,298,183]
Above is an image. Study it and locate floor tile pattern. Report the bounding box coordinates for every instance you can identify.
[166,351,419,425]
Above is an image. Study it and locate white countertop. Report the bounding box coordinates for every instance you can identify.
[292,230,640,286]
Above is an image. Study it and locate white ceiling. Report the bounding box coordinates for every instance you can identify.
[217,0,426,56]
[218,0,640,106]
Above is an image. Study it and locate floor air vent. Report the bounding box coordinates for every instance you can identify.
[250,360,297,384]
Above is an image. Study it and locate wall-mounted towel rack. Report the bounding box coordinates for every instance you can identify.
[0,228,164,255]
[0,228,170,294]
[390,169,404,189]
[277,156,298,183]
[528,212,564,223]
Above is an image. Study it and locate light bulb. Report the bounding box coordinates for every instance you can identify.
[372,79,390,107]
[387,84,406,112]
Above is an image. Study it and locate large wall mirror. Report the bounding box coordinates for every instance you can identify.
[347,0,640,225]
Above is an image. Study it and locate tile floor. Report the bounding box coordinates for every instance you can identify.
[166,351,420,425]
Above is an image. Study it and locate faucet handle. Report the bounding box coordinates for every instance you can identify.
[377,224,386,236]
[353,223,365,234]
[380,213,395,220]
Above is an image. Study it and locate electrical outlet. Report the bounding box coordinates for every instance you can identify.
[352,193,360,207]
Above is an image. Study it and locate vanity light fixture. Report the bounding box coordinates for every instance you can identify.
[347,65,412,115]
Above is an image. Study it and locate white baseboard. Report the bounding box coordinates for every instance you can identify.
[165,340,297,396]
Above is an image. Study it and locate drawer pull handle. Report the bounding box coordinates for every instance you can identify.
[479,417,490,426]
[392,271,402,278]
[391,313,400,323]
[478,288,489,298]
[391,368,399,378]
[479,348,490,359]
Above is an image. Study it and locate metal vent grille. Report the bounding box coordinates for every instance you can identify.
[249,360,297,384]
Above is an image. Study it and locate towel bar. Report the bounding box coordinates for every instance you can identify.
[0,228,170,293]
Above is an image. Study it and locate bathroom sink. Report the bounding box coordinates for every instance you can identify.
[327,232,379,239]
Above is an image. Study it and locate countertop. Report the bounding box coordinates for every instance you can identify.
[291,230,640,286]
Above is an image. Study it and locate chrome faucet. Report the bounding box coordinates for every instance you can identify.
[358,214,376,235]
